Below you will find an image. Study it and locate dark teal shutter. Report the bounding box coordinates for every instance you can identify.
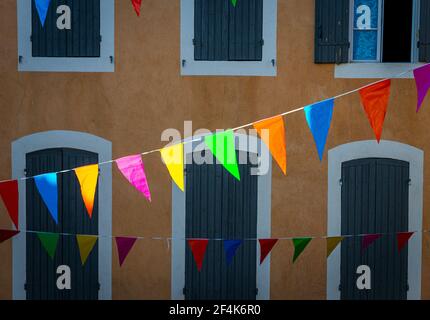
[419,0,430,62]
[194,0,263,61]
[26,148,99,300]
[340,158,409,300]
[314,0,350,64]
[31,0,101,57]
[185,151,258,300]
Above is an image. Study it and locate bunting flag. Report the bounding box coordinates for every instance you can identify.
[259,239,279,264]
[160,143,184,192]
[74,164,99,219]
[34,0,52,27]
[413,64,430,112]
[188,239,209,272]
[0,180,19,229]
[231,0,238,7]
[0,229,20,244]
[397,232,414,253]
[116,155,152,202]
[115,237,138,267]
[76,235,98,266]
[361,234,382,252]
[359,80,391,143]
[326,236,344,258]
[131,0,142,16]
[223,240,242,265]
[304,99,334,161]
[204,130,240,181]
[292,237,312,263]
[37,232,59,259]
[34,173,58,224]
[253,116,287,175]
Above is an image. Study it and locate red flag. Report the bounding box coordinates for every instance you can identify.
[397,232,414,252]
[188,239,209,272]
[359,79,391,143]
[0,229,20,243]
[0,180,19,229]
[131,0,142,16]
[259,239,279,264]
[361,234,382,252]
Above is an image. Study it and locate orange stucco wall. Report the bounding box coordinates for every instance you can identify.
[0,0,429,300]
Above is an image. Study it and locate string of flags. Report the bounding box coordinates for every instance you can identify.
[0,228,423,270]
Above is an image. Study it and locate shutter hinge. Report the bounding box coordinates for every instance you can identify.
[99,35,102,42]
[255,288,259,296]
[339,178,343,187]
[259,39,264,46]
[407,178,412,186]
[406,283,410,291]
[24,168,28,177]
[338,284,342,291]
[192,38,198,46]
[98,282,101,291]
[30,35,33,42]
[24,283,28,291]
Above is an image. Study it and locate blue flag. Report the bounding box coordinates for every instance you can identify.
[224,240,242,265]
[34,173,58,224]
[304,99,334,161]
[34,0,52,27]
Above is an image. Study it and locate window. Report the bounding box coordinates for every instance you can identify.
[180,0,277,76]
[17,0,114,72]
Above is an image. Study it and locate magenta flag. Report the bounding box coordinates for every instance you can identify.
[414,64,430,112]
[116,155,152,201]
[115,237,138,267]
[361,234,382,252]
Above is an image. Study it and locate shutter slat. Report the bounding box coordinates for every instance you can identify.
[419,0,430,62]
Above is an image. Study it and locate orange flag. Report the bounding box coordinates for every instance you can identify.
[74,164,99,219]
[359,79,391,143]
[253,116,287,175]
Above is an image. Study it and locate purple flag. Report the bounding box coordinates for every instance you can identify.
[414,64,430,112]
[361,234,382,252]
[115,237,138,267]
[116,155,152,201]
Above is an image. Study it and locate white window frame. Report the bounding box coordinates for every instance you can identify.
[327,140,423,300]
[17,0,114,72]
[180,0,277,76]
[335,0,424,78]
[11,130,112,300]
[171,133,272,299]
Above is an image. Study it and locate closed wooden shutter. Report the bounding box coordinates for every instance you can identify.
[31,0,101,57]
[314,0,350,64]
[185,151,258,300]
[194,0,263,61]
[419,0,430,62]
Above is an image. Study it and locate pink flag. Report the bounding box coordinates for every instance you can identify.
[116,155,152,201]
[413,64,430,112]
[361,234,382,252]
[115,237,138,267]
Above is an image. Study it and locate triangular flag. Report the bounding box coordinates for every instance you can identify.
[204,130,240,181]
[304,99,334,161]
[359,80,391,143]
[259,239,278,264]
[397,232,414,253]
[188,239,209,272]
[37,232,59,259]
[34,173,58,224]
[231,0,238,7]
[361,234,382,252]
[131,0,142,16]
[34,0,52,27]
[413,64,430,112]
[76,235,98,266]
[326,236,344,258]
[292,237,312,263]
[0,180,19,229]
[115,237,138,267]
[223,240,242,265]
[253,116,287,175]
[160,143,184,192]
[74,164,99,219]
[116,155,152,201]
[0,229,20,243]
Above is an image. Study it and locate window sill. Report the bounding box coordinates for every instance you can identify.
[180,60,277,77]
[334,63,424,79]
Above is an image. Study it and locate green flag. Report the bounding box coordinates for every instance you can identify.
[204,130,240,181]
[231,0,238,7]
[37,232,59,259]
[292,237,312,263]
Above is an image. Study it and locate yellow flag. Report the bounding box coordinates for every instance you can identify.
[74,164,99,218]
[160,143,184,192]
[326,236,344,258]
[76,235,98,265]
